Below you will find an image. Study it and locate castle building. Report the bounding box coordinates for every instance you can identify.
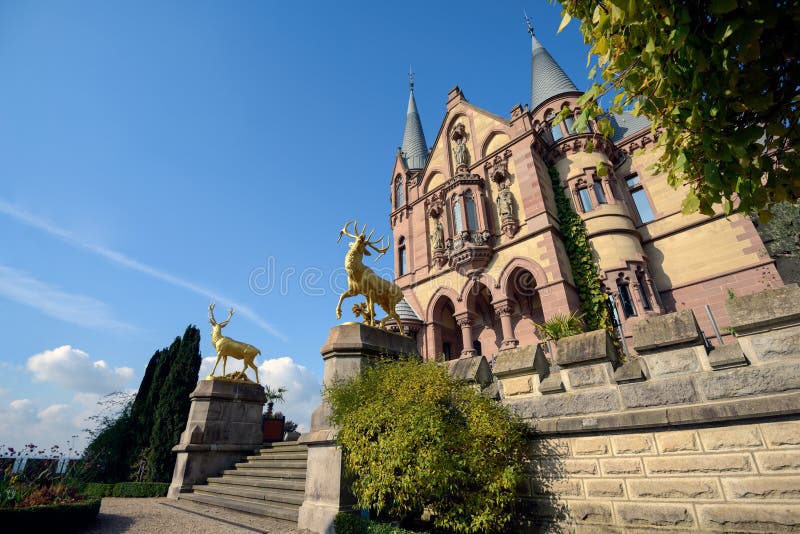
[388,26,783,361]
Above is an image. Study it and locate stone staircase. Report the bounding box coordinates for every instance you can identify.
[178,441,307,524]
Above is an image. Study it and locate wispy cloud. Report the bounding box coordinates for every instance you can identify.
[0,265,135,330]
[0,198,286,341]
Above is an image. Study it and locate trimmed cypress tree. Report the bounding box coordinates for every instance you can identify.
[81,325,202,483]
[146,325,202,481]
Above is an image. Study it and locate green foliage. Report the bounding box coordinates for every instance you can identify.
[0,499,100,531]
[754,201,800,283]
[548,166,611,332]
[334,512,423,534]
[111,482,169,498]
[146,326,202,482]
[325,359,527,534]
[552,0,800,217]
[82,325,202,483]
[82,483,114,498]
[532,311,585,341]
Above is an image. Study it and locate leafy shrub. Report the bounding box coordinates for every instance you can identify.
[111,482,170,498]
[326,358,527,534]
[334,512,422,533]
[0,499,100,530]
[532,311,584,342]
[83,483,115,498]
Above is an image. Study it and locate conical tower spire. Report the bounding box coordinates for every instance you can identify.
[401,71,429,170]
[526,16,579,111]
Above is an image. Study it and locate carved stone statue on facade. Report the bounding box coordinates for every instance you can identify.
[430,217,444,251]
[496,182,516,219]
[451,124,470,170]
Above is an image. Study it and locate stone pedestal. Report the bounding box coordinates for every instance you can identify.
[297,323,417,534]
[167,379,265,499]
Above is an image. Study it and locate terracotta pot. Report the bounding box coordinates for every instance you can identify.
[262,416,285,443]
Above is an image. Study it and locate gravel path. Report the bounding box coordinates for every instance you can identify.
[79,497,299,533]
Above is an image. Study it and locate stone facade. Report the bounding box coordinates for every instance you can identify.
[388,31,782,361]
[498,285,800,532]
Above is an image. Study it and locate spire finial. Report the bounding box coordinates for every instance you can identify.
[523,10,534,36]
[409,66,414,91]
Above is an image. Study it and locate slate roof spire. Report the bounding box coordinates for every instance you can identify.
[401,70,429,170]
[526,15,580,111]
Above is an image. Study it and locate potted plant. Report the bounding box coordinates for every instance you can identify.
[262,385,287,443]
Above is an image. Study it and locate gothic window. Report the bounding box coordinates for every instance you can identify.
[464,190,478,232]
[545,110,563,142]
[578,187,593,212]
[453,196,464,233]
[593,181,607,204]
[398,237,407,275]
[626,174,655,223]
[564,115,576,134]
[395,176,404,208]
[636,268,652,310]
[617,279,637,318]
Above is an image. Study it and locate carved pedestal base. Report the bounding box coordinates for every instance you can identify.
[167,380,265,499]
[432,249,447,268]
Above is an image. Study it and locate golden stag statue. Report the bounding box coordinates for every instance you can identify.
[336,220,405,334]
[207,303,261,383]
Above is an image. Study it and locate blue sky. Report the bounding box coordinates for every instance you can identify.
[0,0,590,451]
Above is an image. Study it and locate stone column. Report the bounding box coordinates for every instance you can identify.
[494,300,519,351]
[455,313,476,357]
[168,380,265,499]
[297,323,417,534]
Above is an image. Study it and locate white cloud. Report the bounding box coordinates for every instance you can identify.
[0,265,135,330]
[0,394,100,454]
[259,357,321,433]
[0,199,286,341]
[27,345,136,394]
[199,355,321,432]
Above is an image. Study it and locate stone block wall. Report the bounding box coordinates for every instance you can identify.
[521,421,800,532]
[496,284,800,532]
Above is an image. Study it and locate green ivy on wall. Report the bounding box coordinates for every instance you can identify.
[548,166,611,332]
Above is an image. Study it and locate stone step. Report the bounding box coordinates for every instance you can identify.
[240,459,307,469]
[207,474,306,492]
[247,451,308,461]
[179,491,299,523]
[204,481,305,506]
[258,444,307,454]
[223,467,306,479]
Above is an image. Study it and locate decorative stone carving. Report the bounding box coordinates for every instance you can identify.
[430,217,444,251]
[451,123,470,170]
[496,182,519,238]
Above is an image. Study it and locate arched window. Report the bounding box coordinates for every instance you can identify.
[395,176,404,208]
[464,190,478,232]
[453,196,464,233]
[545,110,563,142]
[398,237,407,275]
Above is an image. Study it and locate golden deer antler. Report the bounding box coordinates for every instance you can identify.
[338,220,359,243]
[368,237,390,262]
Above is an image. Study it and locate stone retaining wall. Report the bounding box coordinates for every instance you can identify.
[459,284,800,532]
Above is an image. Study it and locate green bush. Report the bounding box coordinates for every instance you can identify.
[0,499,100,531]
[83,483,114,498]
[334,512,421,534]
[111,482,169,498]
[326,358,527,534]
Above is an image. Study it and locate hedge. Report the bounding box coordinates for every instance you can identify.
[83,481,169,498]
[112,482,170,498]
[83,483,114,498]
[0,499,101,531]
[333,513,422,534]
